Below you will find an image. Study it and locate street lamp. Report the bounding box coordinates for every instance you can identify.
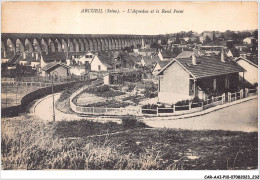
[51,71,58,122]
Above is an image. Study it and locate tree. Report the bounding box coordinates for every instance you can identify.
[205,36,211,43]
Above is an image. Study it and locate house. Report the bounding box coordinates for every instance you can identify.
[15,52,40,68]
[141,55,160,67]
[157,52,245,104]
[226,48,240,58]
[69,51,94,65]
[90,52,116,71]
[41,52,67,69]
[152,60,170,75]
[176,51,193,59]
[41,61,70,77]
[243,37,257,45]
[158,50,177,61]
[235,56,258,86]
[138,48,157,56]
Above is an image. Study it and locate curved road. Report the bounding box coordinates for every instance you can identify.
[32,93,257,132]
[32,93,121,123]
[143,99,258,132]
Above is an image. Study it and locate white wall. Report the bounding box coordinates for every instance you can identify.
[158,61,190,104]
[152,64,161,75]
[90,55,108,71]
[237,59,258,85]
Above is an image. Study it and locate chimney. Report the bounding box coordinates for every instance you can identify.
[4,51,6,58]
[32,53,34,57]
[221,49,225,62]
[192,53,197,65]
[36,53,39,60]
[23,52,26,59]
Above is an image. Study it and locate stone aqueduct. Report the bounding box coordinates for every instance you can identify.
[1,33,159,54]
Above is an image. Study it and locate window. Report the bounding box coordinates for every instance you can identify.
[98,65,101,71]
[225,76,230,89]
[213,79,217,91]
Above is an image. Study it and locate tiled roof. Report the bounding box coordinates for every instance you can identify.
[157,60,170,68]
[97,52,116,68]
[42,62,70,71]
[176,51,193,59]
[142,55,160,66]
[42,52,66,63]
[160,50,177,58]
[68,52,86,59]
[235,56,258,67]
[158,56,245,79]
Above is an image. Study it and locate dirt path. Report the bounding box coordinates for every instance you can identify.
[142,99,258,132]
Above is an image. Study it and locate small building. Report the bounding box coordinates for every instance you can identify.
[41,52,67,69]
[69,51,95,65]
[175,51,193,59]
[226,48,240,58]
[243,37,257,45]
[152,61,170,75]
[158,50,177,61]
[41,62,70,77]
[235,56,258,86]
[90,52,116,71]
[157,53,245,104]
[141,55,160,67]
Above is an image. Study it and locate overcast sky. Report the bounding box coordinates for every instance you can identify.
[1,1,258,35]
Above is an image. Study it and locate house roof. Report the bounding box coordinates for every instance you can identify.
[8,53,21,64]
[139,48,157,52]
[176,51,193,59]
[97,52,116,68]
[42,52,66,63]
[235,56,258,67]
[228,48,240,57]
[142,55,160,66]
[42,62,70,72]
[160,50,178,58]
[68,52,86,59]
[158,56,245,79]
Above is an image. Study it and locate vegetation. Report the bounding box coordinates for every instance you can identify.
[85,85,125,98]
[2,115,257,170]
[83,100,130,108]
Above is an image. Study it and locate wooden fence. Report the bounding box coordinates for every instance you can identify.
[70,86,257,116]
[142,88,257,116]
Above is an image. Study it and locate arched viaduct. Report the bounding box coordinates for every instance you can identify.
[1,33,158,54]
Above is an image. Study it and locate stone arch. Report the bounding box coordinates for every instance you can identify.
[67,39,74,52]
[92,39,98,52]
[113,39,119,50]
[78,39,85,52]
[108,38,113,50]
[41,39,48,53]
[48,39,55,52]
[54,39,62,52]
[96,38,102,51]
[1,41,6,52]
[83,39,89,51]
[88,39,94,51]
[33,39,41,53]
[6,38,16,52]
[25,39,34,53]
[73,39,79,52]
[61,39,68,53]
[16,39,25,52]
[100,38,106,51]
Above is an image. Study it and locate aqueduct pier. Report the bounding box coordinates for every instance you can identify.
[1,33,159,53]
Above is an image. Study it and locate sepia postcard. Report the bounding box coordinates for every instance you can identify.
[1,1,259,179]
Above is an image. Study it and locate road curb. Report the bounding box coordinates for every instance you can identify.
[141,95,257,121]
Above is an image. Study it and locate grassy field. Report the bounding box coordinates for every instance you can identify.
[1,115,258,170]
